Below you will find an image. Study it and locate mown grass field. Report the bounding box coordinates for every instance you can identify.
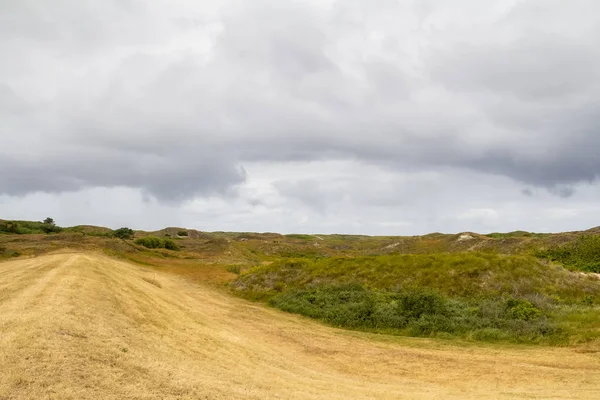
[2,252,600,399]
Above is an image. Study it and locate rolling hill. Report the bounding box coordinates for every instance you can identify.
[1,252,599,399]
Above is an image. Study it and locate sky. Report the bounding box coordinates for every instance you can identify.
[1,0,600,235]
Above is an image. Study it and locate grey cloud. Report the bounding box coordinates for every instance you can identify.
[521,188,533,197]
[273,179,329,212]
[0,85,26,114]
[428,39,599,101]
[2,0,600,202]
[1,150,245,202]
[548,186,575,199]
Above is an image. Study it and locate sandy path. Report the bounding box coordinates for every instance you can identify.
[0,252,598,399]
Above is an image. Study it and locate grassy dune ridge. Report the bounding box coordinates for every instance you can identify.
[2,218,600,345]
[232,253,600,301]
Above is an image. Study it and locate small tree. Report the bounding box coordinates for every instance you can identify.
[113,227,134,240]
[41,217,61,233]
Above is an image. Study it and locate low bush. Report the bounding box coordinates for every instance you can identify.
[135,237,163,249]
[135,236,180,251]
[113,227,135,240]
[163,239,180,251]
[506,298,540,321]
[268,284,558,342]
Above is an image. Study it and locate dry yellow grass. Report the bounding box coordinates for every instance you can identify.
[1,252,599,399]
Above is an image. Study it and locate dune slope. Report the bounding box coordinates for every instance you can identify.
[0,252,599,399]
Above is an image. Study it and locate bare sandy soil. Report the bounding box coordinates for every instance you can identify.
[1,252,599,399]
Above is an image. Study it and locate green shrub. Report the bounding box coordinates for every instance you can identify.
[231,252,598,343]
[0,221,20,234]
[396,290,447,320]
[537,235,600,272]
[135,236,180,251]
[135,236,163,249]
[41,217,61,233]
[263,284,560,342]
[177,230,188,237]
[582,295,594,306]
[506,299,540,321]
[113,227,134,240]
[163,239,180,251]
[41,224,62,234]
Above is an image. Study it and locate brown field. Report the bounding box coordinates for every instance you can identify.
[1,252,599,399]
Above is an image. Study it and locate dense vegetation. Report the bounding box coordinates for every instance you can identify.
[113,227,134,240]
[232,253,600,343]
[135,236,180,251]
[536,235,600,273]
[270,284,558,342]
[0,219,62,234]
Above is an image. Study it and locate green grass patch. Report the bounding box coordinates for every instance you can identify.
[233,253,600,303]
[536,235,600,272]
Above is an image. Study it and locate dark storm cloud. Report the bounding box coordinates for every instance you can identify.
[2,0,600,201]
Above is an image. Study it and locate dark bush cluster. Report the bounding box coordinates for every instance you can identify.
[135,236,180,251]
[269,284,556,342]
[113,227,135,240]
